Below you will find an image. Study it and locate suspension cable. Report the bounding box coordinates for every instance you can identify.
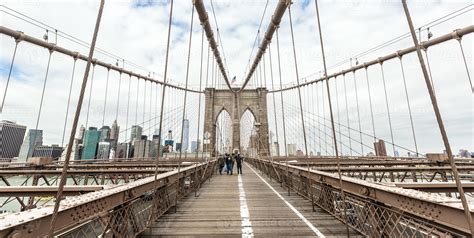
[48,1,104,236]
[154,0,173,193]
[364,67,376,143]
[125,74,131,159]
[102,68,110,126]
[379,62,395,155]
[398,56,419,156]
[456,37,473,92]
[30,50,53,161]
[61,57,77,148]
[314,1,350,234]
[342,73,352,156]
[353,71,363,155]
[269,46,280,156]
[333,78,343,154]
[115,72,122,121]
[288,4,313,211]
[85,64,95,128]
[402,2,474,233]
[276,28,290,194]
[0,39,19,113]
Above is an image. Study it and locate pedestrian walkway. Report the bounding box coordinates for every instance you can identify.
[140,163,360,237]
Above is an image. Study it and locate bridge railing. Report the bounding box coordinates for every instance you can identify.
[247,157,471,237]
[0,159,217,237]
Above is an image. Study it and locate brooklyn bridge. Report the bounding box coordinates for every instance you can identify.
[0,0,473,237]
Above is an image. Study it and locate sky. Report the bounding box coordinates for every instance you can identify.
[0,0,472,156]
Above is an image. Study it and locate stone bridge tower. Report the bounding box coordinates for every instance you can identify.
[203,88,269,157]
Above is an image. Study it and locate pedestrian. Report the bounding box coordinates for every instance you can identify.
[218,155,225,175]
[230,153,235,175]
[225,153,233,175]
[236,153,243,175]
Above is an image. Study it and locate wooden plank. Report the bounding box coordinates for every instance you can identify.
[141,163,361,237]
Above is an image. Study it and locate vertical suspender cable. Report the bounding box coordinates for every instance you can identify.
[201,45,210,161]
[353,71,363,155]
[102,68,110,126]
[402,1,473,233]
[342,73,352,156]
[30,50,53,161]
[115,73,122,121]
[334,77,343,155]
[48,1,104,236]
[364,67,376,143]
[269,46,280,157]
[154,0,173,190]
[1,40,19,113]
[288,4,313,211]
[176,1,194,180]
[316,82,321,154]
[196,26,204,170]
[85,64,95,128]
[314,0,350,235]
[61,57,77,148]
[135,78,139,126]
[398,56,418,156]
[276,28,289,194]
[125,75,131,159]
[456,38,473,92]
[379,62,395,155]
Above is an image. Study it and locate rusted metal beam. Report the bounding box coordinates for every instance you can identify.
[239,0,288,92]
[194,0,232,90]
[248,158,473,236]
[0,160,216,237]
[0,185,104,197]
[0,26,201,93]
[394,182,474,193]
[270,25,474,92]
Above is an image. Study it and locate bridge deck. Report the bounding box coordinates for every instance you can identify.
[140,163,360,237]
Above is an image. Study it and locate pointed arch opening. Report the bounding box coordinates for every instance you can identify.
[214,108,232,155]
[240,108,257,157]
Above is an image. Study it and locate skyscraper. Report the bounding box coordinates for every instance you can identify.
[110,120,120,145]
[150,134,160,157]
[97,142,111,159]
[130,125,142,142]
[182,119,189,152]
[287,144,296,156]
[191,140,198,152]
[0,120,27,160]
[99,126,111,141]
[18,129,43,162]
[133,139,150,158]
[77,124,86,142]
[32,144,63,159]
[82,127,100,160]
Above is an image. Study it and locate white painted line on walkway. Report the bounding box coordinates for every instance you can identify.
[238,174,254,238]
[247,164,326,238]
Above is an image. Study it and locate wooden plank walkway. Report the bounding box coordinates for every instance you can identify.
[140,163,361,237]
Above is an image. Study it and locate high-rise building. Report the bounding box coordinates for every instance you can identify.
[191,140,199,152]
[116,143,129,158]
[150,135,160,157]
[82,127,100,160]
[60,138,82,161]
[270,142,279,156]
[182,119,189,152]
[97,142,111,159]
[99,126,111,142]
[77,124,86,142]
[176,142,182,152]
[130,125,142,142]
[110,120,120,146]
[287,144,296,156]
[0,120,27,160]
[32,144,63,159]
[18,129,43,162]
[133,139,150,158]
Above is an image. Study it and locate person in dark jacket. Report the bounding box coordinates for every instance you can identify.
[235,154,243,174]
[225,153,233,175]
[218,155,225,175]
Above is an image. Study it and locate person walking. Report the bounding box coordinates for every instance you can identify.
[230,153,236,175]
[218,155,225,175]
[225,153,233,175]
[236,153,243,175]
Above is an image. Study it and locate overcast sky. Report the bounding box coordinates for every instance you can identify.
[0,0,472,156]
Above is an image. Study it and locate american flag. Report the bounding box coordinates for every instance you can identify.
[231,76,236,84]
